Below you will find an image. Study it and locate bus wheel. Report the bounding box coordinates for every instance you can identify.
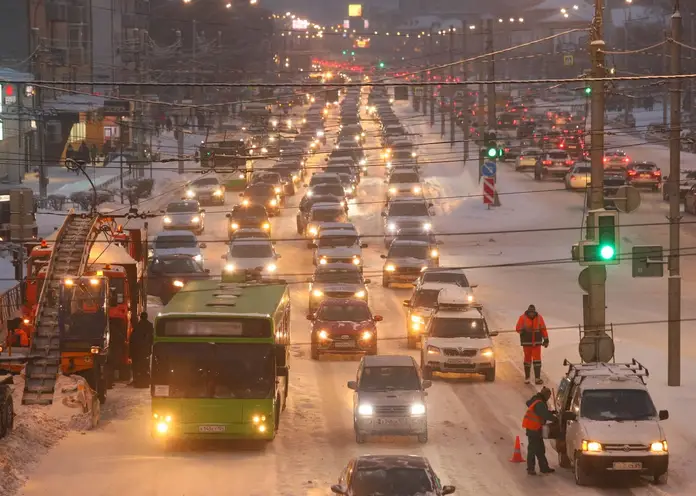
[274,399,281,433]
[282,377,289,411]
[96,364,107,405]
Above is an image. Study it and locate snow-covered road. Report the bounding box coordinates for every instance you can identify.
[7,98,696,495]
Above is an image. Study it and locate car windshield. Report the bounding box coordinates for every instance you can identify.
[315,270,362,284]
[351,467,434,496]
[389,173,420,183]
[234,205,267,217]
[573,166,591,173]
[253,174,280,184]
[413,289,440,308]
[193,178,219,187]
[316,302,371,321]
[607,151,626,157]
[634,164,656,172]
[358,366,421,392]
[549,152,569,160]
[151,343,275,399]
[318,235,358,247]
[388,244,428,259]
[229,243,274,258]
[311,208,344,222]
[246,184,274,195]
[396,233,431,244]
[155,235,197,249]
[430,317,487,338]
[522,149,541,156]
[150,258,202,273]
[388,202,429,216]
[167,202,198,213]
[580,389,657,421]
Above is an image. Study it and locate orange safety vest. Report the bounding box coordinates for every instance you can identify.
[522,399,543,431]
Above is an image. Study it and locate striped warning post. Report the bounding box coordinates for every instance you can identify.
[483,176,496,205]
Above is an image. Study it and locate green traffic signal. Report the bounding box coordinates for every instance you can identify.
[487,147,497,158]
[351,51,355,56]
[342,50,347,55]
[584,87,591,96]
[379,61,385,68]
[600,245,615,260]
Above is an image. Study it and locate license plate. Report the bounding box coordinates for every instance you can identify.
[377,418,402,425]
[612,462,642,471]
[334,340,355,348]
[640,174,650,177]
[448,358,471,364]
[198,425,226,433]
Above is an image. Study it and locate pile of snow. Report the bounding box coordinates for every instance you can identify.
[0,374,98,493]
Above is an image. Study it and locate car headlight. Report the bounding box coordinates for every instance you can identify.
[385,264,396,272]
[270,119,278,127]
[389,187,397,194]
[354,135,360,142]
[308,226,318,236]
[261,147,268,154]
[316,130,324,137]
[312,289,324,298]
[262,222,270,230]
[266,263,277,272]
[359,159,366,166]
[430,249,438,258]
[581,440,603,452]
[185,190,195,198]
[481,347,494,358]
[412,186,422,194]
[230,222,240,230]
[193,254,202,262]
[224,263,235,272]
[213,189,223,196]
[358,404,373,416]
[386,162,392,168]
[292,174,298,181]
[242,199,250,206]
[650,441,668,453]
[411,314,425,324]
[361,330,373,341]
[352,257,361,265]
[423,222,432,231]
[173,280,184,288]
[354,290,366,298]
[191,216,200,223]
[387,223,397,232]
[344,186,354,193]
[411,152,417,158]
[163,216,172,224]
[319,258,327,265]
[318,329,329,340]
[274,186,282,194]
[269,199,278,206]
[410,403,426,416]
[427,345,441,355]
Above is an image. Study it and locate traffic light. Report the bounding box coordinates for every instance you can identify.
[342,50,347,55]
[351,51,355,56]
[378,61,385,68]
[481,131,504,160]
[578,210,619,265]
[584,86,591,96]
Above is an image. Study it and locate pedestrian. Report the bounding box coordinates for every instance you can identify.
[90,143,98,165]
[515,304,549,385]
[129,312,154,388]
[522,386,556,476]
[166,116,173,132]
[66,143,75,161]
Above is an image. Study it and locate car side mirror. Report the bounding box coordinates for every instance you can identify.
[306,313,314,321]
[563,411,577,422]
[422,380,432,389]
[659,410,669,420]
[346,381,357,390]
[442,486,456,495]
[403,300,410,307]
[489,331,499,337]
[360,243,368,248]
[199,243,207,249]
[373,315,383,322]
[364,279,371,284]
[380,254,387,259]
[331,484,347,495]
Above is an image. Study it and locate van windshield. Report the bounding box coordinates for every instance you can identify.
[359,365,420,391]
[580,389,657,421]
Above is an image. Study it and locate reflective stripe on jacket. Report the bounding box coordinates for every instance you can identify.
[516,314,548,346]
[522,399,543,431]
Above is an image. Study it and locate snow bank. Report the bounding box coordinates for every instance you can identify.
[0,374,98,494]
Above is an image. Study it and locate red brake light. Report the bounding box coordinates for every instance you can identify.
[624,158,629,162]
[570,175,576,180]
[654,170,662,176]
[628,170,637,175]
[542,160,552,165]
[513,120,518,125]
[559,143,564,148]
[603,157,607,163]
[565,160,574,165]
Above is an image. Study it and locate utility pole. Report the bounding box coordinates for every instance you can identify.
[177,127,185,174]
[449,28,456,148]
[663,30,670,127]
[462,21,470,165]
[477,19,486,178]
[667,3,682,386]
[486,18,496,133]
[585,0,607,337]
[429,30,435,127]
[421,32,427,116]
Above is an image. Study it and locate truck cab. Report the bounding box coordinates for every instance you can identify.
[553,359,669,486]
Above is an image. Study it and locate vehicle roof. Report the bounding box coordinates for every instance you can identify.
[579,377,647,391]
[311,203,344,211]
[311,172,341,179]
[320,228,358,237]
[229,239,273,247]
[315,263,361,273]
[433,307,483,318]
[155,230,197,238]
[318,297,369,307]
[362,355,416,368]
[547,149,569,154]
[418,281,454,291]
[167,200,200,209]
[159,280,287,318]
[390,239,430,247]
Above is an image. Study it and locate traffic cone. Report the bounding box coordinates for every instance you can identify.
[510,436,525,463]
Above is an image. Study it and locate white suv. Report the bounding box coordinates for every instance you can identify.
[553,360,669,486]
[420,288,497,382]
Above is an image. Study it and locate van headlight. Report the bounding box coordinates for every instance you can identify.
[354,290,366,298]
[213,189,223,197]
[163,216,172,224]
[581,440,603,452]
[650,441,668,453]
[358,404,373,416]
[481,347,494,358]
[410,403,426,416]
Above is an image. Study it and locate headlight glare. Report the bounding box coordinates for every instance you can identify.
[186,190,195,198]
[361,331,373,341]
[163,216,172,224]
[354,290,366,298]
[650,441,668,452]
[312,289,324,298]
[191,216,200,223]
[423,222,432,231]
[225,263,235,272]
[358,404,373,416]
[582,440,603,452]
[481,347,494,358]
[266,263,277,272]
[410,403,426,415]
[385,264,396,272]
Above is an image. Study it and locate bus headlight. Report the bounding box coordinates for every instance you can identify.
[185,189,195,198]
[252,414,267,424]
[163,216,172,224]
[312,289,323,298]
[153,413,173,435]
[225,263,235,272]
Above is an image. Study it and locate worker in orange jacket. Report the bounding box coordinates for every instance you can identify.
[516,305,549,385]
[522,387,556,475]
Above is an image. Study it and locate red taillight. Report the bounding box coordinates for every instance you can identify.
[513,120,518,125]
[505,148,510,152]
[624,158,630,162]
[565,160,574,165]
[570,175,577,180]
[654,170,662,176]
[559,143,564,148]
[603,157,607,163]
[542,160,552,165]
[628,170,637,176]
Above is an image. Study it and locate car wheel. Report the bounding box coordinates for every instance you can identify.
[573,454,592,486]
[310,345,319,360]
[382,276,390,288]
[421,364,433,380]
[417,430,428,444]
[653,471,668,485]
[484,368,496,382]
[355,431,367,444]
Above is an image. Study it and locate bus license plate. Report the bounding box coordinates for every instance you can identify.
[334,341,355,348]
[613,462,642,471]
[199,425,226,433]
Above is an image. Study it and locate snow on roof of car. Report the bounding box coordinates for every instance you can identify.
[354,454,430,470]
[362,355,416,368]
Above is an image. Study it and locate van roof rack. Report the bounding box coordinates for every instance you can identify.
[562,358,649,385]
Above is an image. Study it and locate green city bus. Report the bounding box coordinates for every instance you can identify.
[151,280,290,441]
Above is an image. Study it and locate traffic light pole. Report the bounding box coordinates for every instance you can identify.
[586,0,607,337]
[486,19,496,133]
[477,19,486,180]
[449,28,456,149]
[667,5,682,386]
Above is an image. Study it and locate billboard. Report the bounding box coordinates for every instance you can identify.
[348,4,362,17]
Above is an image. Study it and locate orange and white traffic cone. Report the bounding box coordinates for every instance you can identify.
[510,435,525,463]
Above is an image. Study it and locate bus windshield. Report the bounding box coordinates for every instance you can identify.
[151,342,275,399]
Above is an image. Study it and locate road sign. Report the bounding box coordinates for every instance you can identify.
[483,177,495,205]
[613,185,641,213]
[563,55,574,67]
[578,265,606,292]
[632,245,665,278]
[482,161,496,177]
[579,334,615,363]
